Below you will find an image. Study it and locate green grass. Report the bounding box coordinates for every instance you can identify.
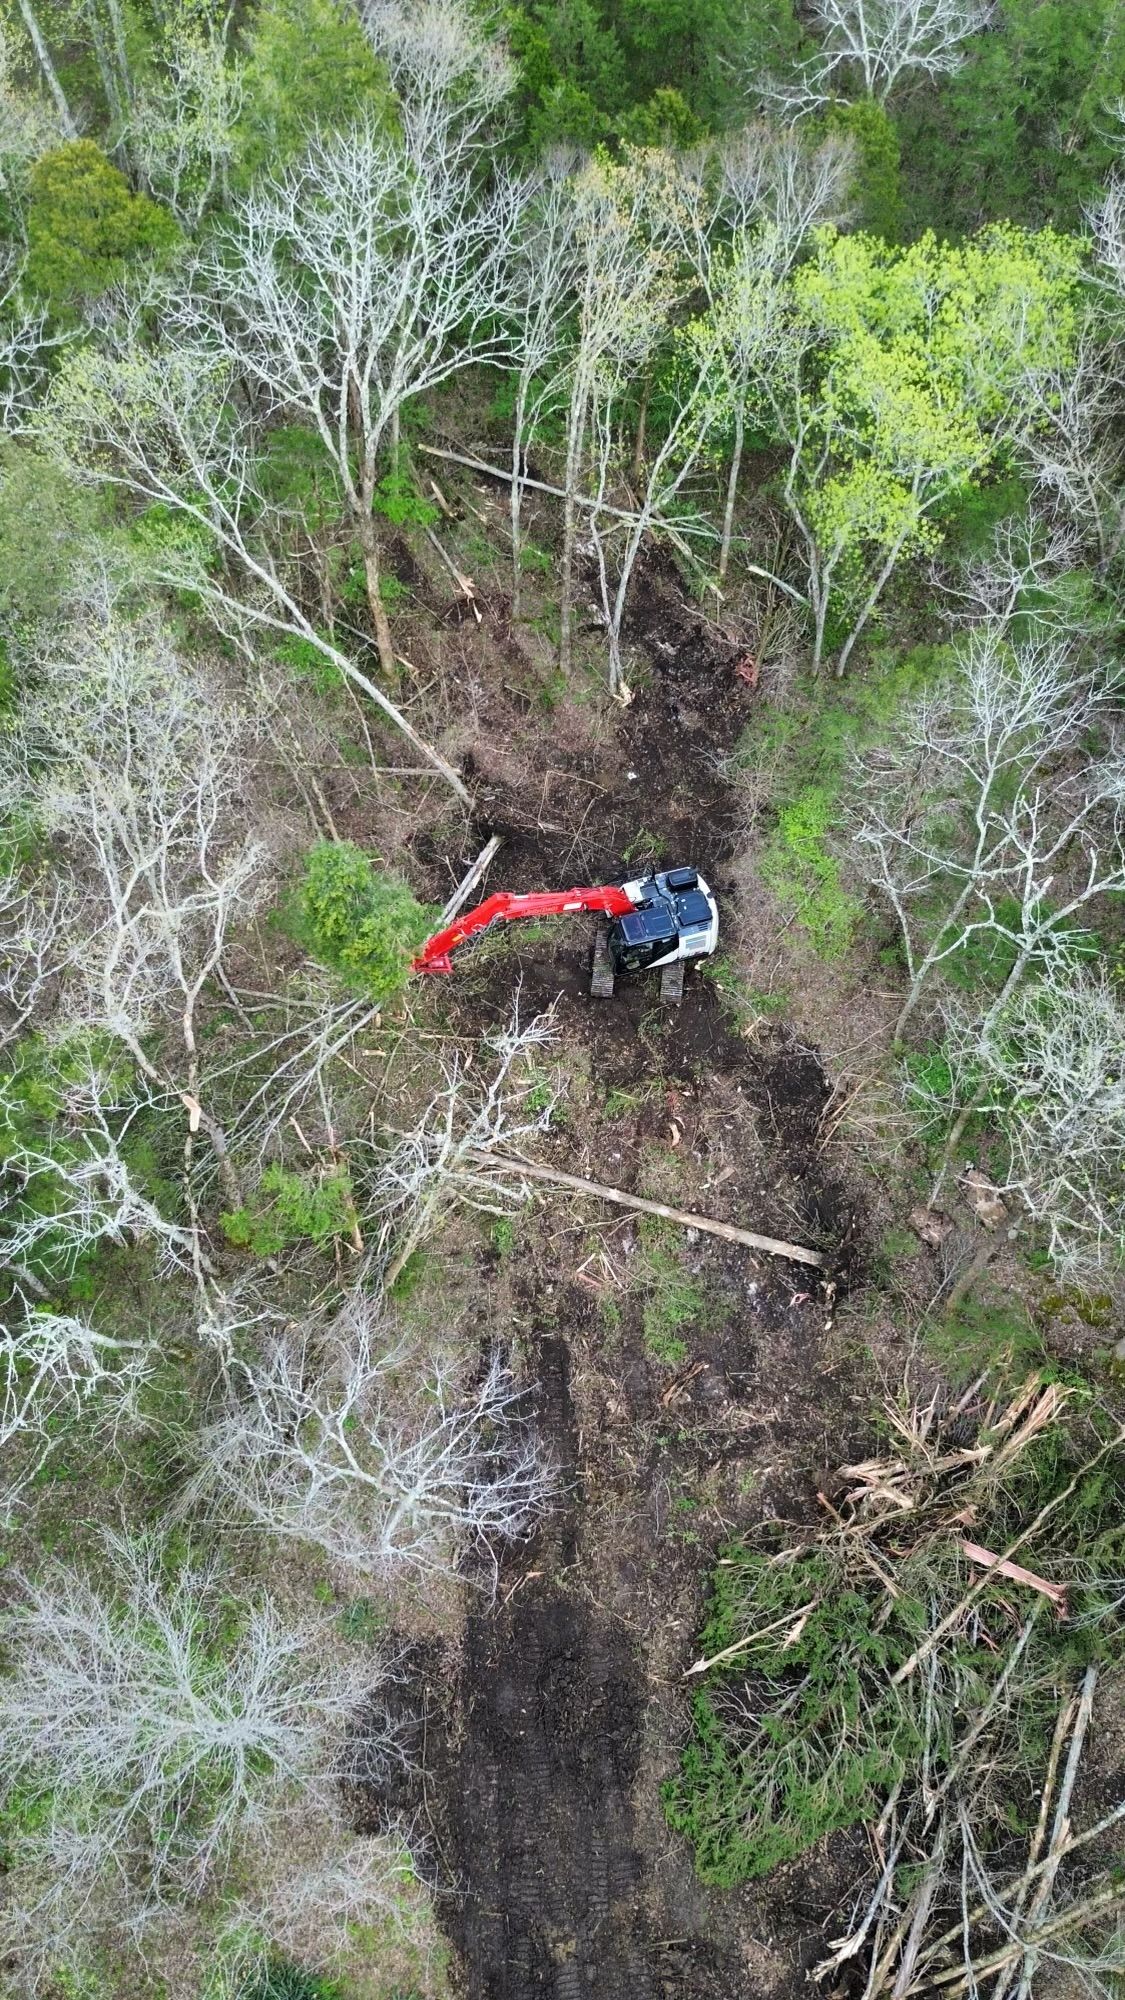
[241,1964,343,2000]
[622,826,668,866]
[744,644,951,961]
[636,1222,709,1367]
[924,1293,1045,1387]
[702,956,788,1028]
[760,785,862,960]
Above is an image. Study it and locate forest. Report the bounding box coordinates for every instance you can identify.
[0,2,1122,1997]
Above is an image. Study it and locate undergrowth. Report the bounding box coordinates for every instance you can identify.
[749,645,950,960]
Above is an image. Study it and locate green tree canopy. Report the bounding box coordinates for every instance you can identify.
[26,140,178,311]
[727,221,1083,669]
[293,841,434,1004]
[233,0,393,185]
[898,0,1125,234]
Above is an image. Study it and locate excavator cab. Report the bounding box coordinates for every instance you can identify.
[610,904,678,973]
[608,867,718,975]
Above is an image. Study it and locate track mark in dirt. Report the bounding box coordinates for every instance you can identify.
[442,1337,656,2000]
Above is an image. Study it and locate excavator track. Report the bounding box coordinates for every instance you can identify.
[659,958,684,1005]
[590,921,615,999]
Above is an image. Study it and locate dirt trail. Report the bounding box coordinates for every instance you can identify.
[413,563,865,2000]
[435,1338,649,2000]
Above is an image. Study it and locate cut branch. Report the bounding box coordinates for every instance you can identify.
[440,835,502,924]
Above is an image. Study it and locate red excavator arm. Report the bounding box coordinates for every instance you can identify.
[412,884,635,974]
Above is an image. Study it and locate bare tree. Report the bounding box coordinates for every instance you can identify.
[917,967,1125,1283]
[759,0,990,111]
[194,102,524,679]
[132,5,244,228]
[1024,173,1125,571]
[1021,320,1125,570]
[0,867,69,1047]
[684,124,853,579]
[0,1306,151,1513]
[364,1000,561,1281]
[587,310,726,693]
[181,1291,552,1586]
[38,294,473,802]
[557,154,680,673]
[849,623,1125,1039]
[212,1800,421,1998]
[13,0,76,136]
[0,1046,201,1280]
[0,260,66,428]
[507,156,579,618]
[360,0,514,138]
[5,606,269,1201]
[1092,155,1125,299]
[0,1532,396,1981]
[0,20,64,190]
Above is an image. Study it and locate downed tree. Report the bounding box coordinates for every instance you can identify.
[465,1149,825,1268]
[416,444,808,602]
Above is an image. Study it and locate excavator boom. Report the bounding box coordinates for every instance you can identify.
[413,884,635,974]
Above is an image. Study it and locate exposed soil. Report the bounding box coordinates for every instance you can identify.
[400,554,880,2000]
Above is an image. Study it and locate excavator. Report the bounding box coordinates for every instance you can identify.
[412,865,719,1002]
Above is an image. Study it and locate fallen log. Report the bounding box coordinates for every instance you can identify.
[464,1148,825,1268]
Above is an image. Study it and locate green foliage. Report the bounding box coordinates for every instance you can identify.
[241,1961,343,2000]
[788,223,1082,605]
[221,1163,358,1258]
[665,1412,1125,1888]
[26,142,178,311]
[663,1542,917,1883]
[0,443,103,624]
[129,499,217,598]
[291,841,434,1004]
[504,0,783,147]
[747,644,952,959]
[898,0,1125,236]
[615,87,703,150]
[491,1215,516,1256]
[234,0,392,184]
[702,956,787,1029]
[0,1034,177,1287]
[637,1221,709,1367]
[822,99,902,240]
[254,426,342,532]
[372,455,439,529]
[271,634,344,695]
[924,1293,1045,1387]
[621,826,667,865]
[761,785,861,960]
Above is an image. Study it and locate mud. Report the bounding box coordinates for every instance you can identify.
[402,555,874,2000]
